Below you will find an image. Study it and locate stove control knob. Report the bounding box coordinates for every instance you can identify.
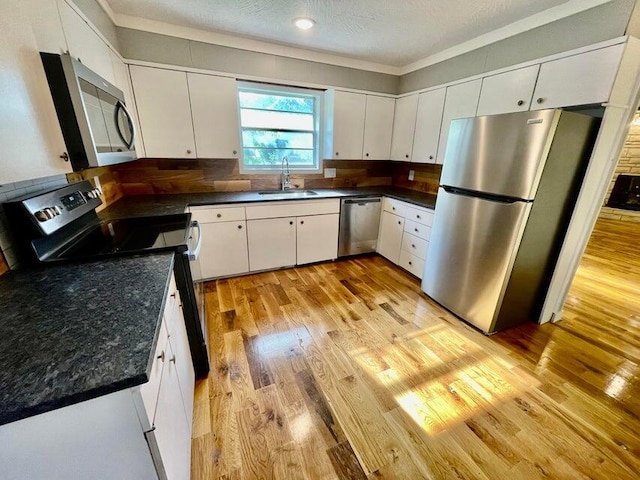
[87,191,96,199]
[46,207,58,218]
[53,206,62,215]
[35,209,52,221]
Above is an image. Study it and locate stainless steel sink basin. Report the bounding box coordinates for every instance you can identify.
[258,190,319,198]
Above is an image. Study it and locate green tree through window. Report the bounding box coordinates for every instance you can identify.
[238,83,323,171]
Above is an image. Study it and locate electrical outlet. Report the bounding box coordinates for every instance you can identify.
[324,168,337,178]
[408,170,415,181]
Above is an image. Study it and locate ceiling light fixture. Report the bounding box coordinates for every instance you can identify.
[294,18,315,30]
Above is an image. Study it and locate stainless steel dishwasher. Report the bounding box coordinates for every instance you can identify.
[338,196,382,256]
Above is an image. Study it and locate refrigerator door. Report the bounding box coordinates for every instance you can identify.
[422,188,531,333]
[441,109,560,200]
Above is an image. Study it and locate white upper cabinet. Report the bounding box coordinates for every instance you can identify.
[411,88,446,164]
[58,0,115,85]
[436,79,482,165]
[130,66,197,158]
[0,0,70,184]
[477,65,540,116]
[531,44,624,110]
[328,90,366,159]
[390,95,419,161]
[187,73,241,159]
[362,95,395,160]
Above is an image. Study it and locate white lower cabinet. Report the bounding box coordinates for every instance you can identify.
[200,222,249,279]
[0,273,195,480]
[378,197,434,278]
[296,213,339,265]
[377,211,405,264]
[248,217,297,271]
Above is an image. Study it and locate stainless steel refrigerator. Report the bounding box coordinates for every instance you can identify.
[422,109,600,333]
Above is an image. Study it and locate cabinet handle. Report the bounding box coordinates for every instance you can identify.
[238,224,243,229]
[170,292,176,298]
[412,244,416,248]
[392,207,395,211]
[233,150,237,155]
[335,152,339,156]
[289,220,294,225]
[405,154,409,158]
[414,228,419,232]
[536,97,545,104]
[300,220,304,225]
[429,155,433,160]
[365,153,369,157]
[409,261,412,265]
[169,355,176,364]
[398,221,401,225]
[217,213,222,218]
[157,350,165,362]
[416,215,421,219]
[59,152,69,162]
[517,100,524,106]
[187,149,192,154]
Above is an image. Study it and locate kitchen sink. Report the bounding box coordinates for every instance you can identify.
[258,190,319,198]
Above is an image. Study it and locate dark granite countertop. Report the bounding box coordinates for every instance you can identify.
[98,186,437,220]
[0,253,175,426]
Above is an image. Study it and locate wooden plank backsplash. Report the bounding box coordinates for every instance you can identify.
[391,162,442,194]
[66,166,123,211]
[109,159,394,195]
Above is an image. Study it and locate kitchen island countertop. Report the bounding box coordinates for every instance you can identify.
[0,253,175,426]
[98,186,437,220]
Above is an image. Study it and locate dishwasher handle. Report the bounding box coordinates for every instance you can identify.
[343,198,381,205]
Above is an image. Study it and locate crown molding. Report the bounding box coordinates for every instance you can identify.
[100,0,612,76]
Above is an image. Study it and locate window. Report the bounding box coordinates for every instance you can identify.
[237,82,323,172]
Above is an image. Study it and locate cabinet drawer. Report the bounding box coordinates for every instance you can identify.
[246,199,340,219]
[404,219,431,240]
[189,205,245,223]
[405,206,433,226]
[399,250,425,279]
[401,233,428,260]
[139,319,169,425]
[382,197,407,217]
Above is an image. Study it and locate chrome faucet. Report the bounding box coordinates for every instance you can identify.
[281,156,292,190]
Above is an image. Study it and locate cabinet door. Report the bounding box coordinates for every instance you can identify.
[411,88,446,164]
[297,213,339,265]
[247,218,296,271]
[363,95,395,160]
[199,221,249,279]
[332,91,366,159]
[129,65,196,158]
[531,44,624,110]
[169,306,195,428]
[0,0,70,184]
[153,339,192,480]
[477,65,540,116]
[188,73,241,159]
[390,95,419,161]
[377,211,404,264]
[58,0,115,84]
[436,79,482,165]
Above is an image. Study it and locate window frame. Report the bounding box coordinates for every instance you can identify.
[237,81,324,174]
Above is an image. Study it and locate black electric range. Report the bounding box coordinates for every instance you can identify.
[4,180,209,377]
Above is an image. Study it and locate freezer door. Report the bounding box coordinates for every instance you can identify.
[422,188,531,333]
[441,109,560,200]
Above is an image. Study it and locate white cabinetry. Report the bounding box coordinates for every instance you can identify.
[377,211,404,264]
[362,95,395,160]
[390,95,419,161]
[411,88,446,164]
[296,213,340,265]
[477,65,540,116]
[0,0,70,184]
[190,206,249,280]
[0,274,195,480]
[58,0,115,85]
[531,44,625,110]
[377,198,434,279]
[129,66,196,158]
[246,199,340,270]
[436,79,482,165]
[187,73,241,159]
[328,90,366,159]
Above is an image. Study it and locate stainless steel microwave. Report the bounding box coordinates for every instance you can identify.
[40,52,136,171]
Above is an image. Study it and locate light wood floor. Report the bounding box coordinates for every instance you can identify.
[190,218,640,479]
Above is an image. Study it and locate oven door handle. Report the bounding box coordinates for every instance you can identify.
[188,220,203,261]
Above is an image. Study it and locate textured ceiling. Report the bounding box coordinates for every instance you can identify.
[106,0,575,67]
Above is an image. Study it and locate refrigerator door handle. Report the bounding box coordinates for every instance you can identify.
[441,186,530,204]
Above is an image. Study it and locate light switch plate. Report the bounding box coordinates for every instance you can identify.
[408,170,415,181]
[324,168,337,178]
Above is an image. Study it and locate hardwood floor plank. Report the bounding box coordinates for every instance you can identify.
[326,441,368,480]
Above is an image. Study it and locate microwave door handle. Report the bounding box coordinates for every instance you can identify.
[114,100,136,149]
[188,220,203,261]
